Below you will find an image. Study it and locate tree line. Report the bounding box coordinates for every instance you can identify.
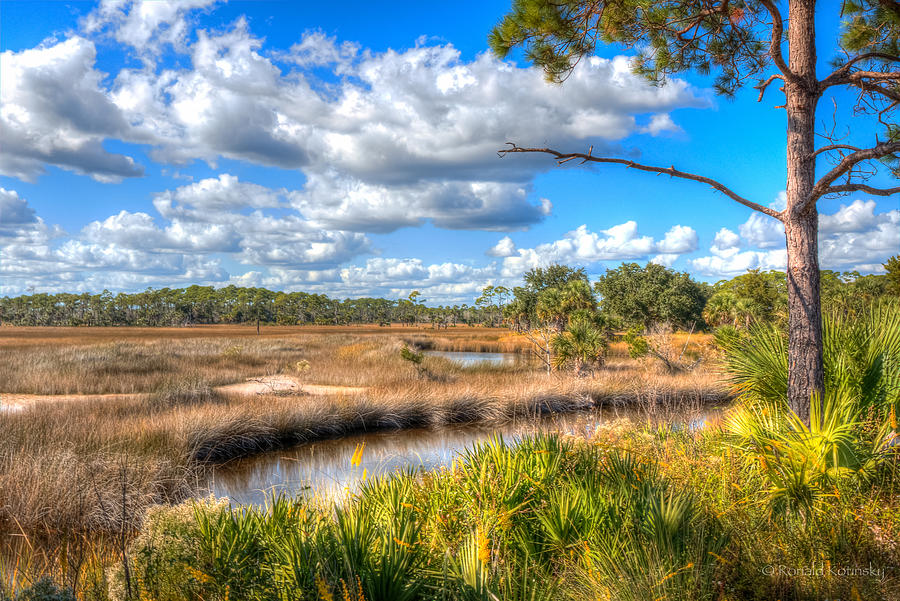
[506,258,897,335]
[0,286,493,328]
[1,257,895,330]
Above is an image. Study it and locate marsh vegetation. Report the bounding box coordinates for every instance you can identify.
[1,279,898,600]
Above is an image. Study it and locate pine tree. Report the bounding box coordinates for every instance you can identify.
[490,0,900,423]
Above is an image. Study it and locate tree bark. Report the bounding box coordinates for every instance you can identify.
[784,0,824,422]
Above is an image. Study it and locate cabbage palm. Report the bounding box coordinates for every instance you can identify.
[551,317,607,375]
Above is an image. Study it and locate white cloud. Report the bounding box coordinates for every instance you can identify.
[152,173,284,221]
[289,175,551,233]
[0,188,36,227]
[710,227,740,256]
[650,253,680,267]
[82,0,220,54]
[486,236,517,258]
[640,113,681,135]
[739,212,784,248]
[0,37,143,182]
[501,222,697,277]
[5,16,702,232]
[691,197,899,277]
[85,175,373,267]
[656,224,698,254]
[0,188,64,244]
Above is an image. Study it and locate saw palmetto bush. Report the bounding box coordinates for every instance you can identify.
[113,435,729,601]
[720,303,900,517]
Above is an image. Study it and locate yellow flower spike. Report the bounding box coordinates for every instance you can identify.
[891,404,897,430]
[316,575,334,601]
[476,527,491,566]
[350,442,366,467]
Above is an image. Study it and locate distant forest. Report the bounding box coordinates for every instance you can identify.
[1,258,897,329]
[0,286,496,328]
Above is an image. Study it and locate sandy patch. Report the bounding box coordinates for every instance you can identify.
[0,392,139,412]
[0,376,366,412]
[215,375,366,397]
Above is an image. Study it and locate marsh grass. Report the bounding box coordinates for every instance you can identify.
[108,429,900,601]
[0,331,726,543]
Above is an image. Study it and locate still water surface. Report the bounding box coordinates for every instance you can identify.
[422,350,529,366]
[206,405,715,506]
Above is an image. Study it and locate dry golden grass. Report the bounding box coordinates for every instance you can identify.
[0,327,727,540]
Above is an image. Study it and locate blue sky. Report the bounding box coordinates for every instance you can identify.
[1,0,897,303]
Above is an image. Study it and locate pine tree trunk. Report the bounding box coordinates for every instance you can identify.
[784,0,824,423]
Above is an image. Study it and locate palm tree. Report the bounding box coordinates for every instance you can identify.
[551,317,608,376]
[702,292,737,328]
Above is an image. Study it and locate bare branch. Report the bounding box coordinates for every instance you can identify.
[852,79,900,104]
[498,144,783,221]
[803,140,900,211]
[819,52,900,89]
[849,70,900,83]
[825,183,900,196]
[755,74,785,102]
[810,144,862,159]
[758,0,806,89]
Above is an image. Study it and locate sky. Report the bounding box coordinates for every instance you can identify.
[0,0,898,304]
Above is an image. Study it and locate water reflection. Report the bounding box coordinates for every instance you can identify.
[206,405,714,506]
[422,350,527,367]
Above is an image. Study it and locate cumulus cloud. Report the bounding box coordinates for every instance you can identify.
[86,175,373,267]
[500,222,698,277]
[289,176,551,233]
[0,37,143,182]
[6,9,704,232]
[0,188,64,244]
[82,0,221,54]
[710,227,741,256]
[640,113,682,135]
[691,198,899,277]
[486,236,517,258]
[0,180,370,296]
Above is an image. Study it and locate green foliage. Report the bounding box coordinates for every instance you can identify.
[712,324,747,350]
[886,255,900,296]
[550,315,609,373]
[594,263,708,330]
[623,325,649,359]
[0,286,498,328]
[709,269,787,327]
[535,279,597,331]
[721,303,900,416]
[120,434,738,601]
[505,265,591,331]
[841,0,900,56]
[522,265,588,291]
[722,303,900,518]
[489,0,769,95]
[399,345,424,365]
[14,580,75,601]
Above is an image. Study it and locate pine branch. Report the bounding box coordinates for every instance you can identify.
[825,183,900,196]
[755,74,785,102]
[810,144,862,158]
[819,52,900,89]
[758,0,806,90]
[498,143,782,220]
[804,140,900,211]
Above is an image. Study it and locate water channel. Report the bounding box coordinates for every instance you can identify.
[205,350,715,505]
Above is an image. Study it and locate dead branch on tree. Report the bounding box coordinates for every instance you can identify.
[498,143,783,220]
